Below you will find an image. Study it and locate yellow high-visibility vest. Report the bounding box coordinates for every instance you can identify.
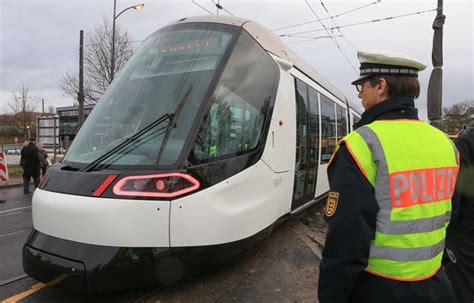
[336,120,459,281]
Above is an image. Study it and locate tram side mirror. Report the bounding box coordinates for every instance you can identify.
[274,57,293,71]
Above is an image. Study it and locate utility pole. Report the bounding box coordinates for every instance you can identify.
[111,0,117,82]
[78,30,85,128]
[427,0,445,129]
[53,117,57,163]
[42,99,44,115]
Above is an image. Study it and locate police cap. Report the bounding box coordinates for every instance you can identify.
[351,50,427,85]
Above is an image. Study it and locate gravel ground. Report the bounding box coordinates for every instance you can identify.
[298,201,328,235]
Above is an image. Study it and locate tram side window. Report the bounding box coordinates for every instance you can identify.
[294,79,309,201]
[320,95,336,164]
[307,86,320,197]
[336,105,347,142]
[192,30,278,162]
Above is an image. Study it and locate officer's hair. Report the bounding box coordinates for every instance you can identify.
[368,75,420,99]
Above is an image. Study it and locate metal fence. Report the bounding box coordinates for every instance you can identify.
[5,155,20,165]
[5,155,64,166]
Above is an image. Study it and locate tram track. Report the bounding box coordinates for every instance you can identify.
[0,206,32,215]
[0,227,32,238]
[0,274,29,287]
[0,204,33,237]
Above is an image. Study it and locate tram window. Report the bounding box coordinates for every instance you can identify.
[308,87,320,146]
[192,30,278,162]
[320,95,336,164]
[306,86,319,198]
[63,26,235,167]
[336,105,347,141]
[295,79,309,170]
[294,79,309,201]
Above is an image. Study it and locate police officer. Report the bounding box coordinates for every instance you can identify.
[318,50,459,303]
[445,125,474,303]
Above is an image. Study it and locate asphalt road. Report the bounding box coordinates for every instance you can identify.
[0,186,33,285]
[0,186,328,302]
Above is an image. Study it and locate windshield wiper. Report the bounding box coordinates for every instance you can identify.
[80,113,173,172]
[80,85,194,172]
[156,85,193,165]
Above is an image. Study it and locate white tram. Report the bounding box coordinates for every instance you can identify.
[23,15,362,293]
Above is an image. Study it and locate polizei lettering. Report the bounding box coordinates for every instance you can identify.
[389,166,458,208]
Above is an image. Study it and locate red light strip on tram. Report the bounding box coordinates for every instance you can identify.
[93,175,118,197]
[112,173,200,198]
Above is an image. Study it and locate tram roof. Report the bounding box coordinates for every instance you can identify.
[167,15,361,112]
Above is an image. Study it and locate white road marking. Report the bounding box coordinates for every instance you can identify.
[0,206,31,215]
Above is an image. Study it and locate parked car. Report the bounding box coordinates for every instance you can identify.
[6,149,20,155]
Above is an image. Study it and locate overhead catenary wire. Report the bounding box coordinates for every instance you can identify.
[285,34,336,39]
[318,0,358,51]
[192,0,214,15]
[319,0,340,34]
[212,0,235,16]
[272,0,382,32]
[304,0,358,73]
[280,7,439,37]
[340,35,358,52]
[285,35,342,45]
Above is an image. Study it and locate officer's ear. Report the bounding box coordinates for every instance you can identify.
[376,77,389,99]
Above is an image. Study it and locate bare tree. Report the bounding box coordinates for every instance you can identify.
[441,100,474,135]
[9,84,38,140]
[60,18,134,104]
[48,105,55,114]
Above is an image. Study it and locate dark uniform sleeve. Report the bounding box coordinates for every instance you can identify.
[318,143,379,303]
[450,132,474,228]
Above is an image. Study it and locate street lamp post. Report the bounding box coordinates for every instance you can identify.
[110,0,144,82]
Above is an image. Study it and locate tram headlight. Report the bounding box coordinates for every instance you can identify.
[155,179,166,191]
[112,173,200,198]
[133,179,149,191]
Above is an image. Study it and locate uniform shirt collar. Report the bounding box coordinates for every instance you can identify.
[354,95,419,129]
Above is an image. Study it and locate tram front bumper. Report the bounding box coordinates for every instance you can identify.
[22,230,180,294]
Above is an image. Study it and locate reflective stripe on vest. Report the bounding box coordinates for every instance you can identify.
[342,120,459,281]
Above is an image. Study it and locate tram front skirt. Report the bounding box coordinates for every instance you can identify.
[22,226,273,294]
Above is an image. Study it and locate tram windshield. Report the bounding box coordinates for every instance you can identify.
[63,24,235,168]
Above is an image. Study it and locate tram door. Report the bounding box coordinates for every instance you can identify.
[292,79,320,210]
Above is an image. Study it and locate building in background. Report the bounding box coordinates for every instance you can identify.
[57,104,94,148]
[0,112,47,144]
[37,115,60,156]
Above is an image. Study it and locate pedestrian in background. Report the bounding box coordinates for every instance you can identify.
[36,143,49,177]
[20,138,41,194]
[318,50,459,303]
[445,126,474,303]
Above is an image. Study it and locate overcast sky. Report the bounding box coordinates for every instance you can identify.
[0,0,472,121]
